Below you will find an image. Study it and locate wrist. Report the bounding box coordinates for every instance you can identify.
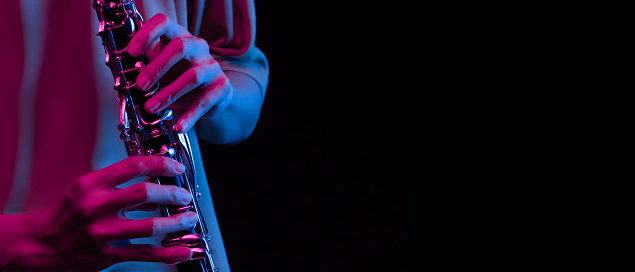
[195,70,263,144]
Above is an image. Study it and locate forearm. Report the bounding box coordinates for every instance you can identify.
[195,70,264,145]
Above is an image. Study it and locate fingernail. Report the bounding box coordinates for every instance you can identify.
[136,74,151,91]
[146,99,160,113]
[177,247,192,261]
[179,188,191,203]
[127,41,142,56]
[173,161,185,173]
[187,212,198,225]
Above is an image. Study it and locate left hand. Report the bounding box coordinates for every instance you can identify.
[127,13,233,133]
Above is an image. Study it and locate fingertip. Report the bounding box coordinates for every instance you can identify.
[145,99,161,113]
[177,119,190,133]
[127,41,143,57]
[165,247,192,265]
[172,247,193,264]
[178,188,192,204]
[136,73,151,91]
[185,212,198,225]
[173,161,185,173]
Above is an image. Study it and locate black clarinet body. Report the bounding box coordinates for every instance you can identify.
[92,1,215,271]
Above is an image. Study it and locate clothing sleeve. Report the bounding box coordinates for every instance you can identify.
[198,0,269,95]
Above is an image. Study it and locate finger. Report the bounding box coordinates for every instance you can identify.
[90,156,185,188]
[110,182,192,212]
[95,212,198,242]
[145,63,215,114]
[137,37,212,92]
[124,203,159,212]
[177,75,233,133]
[127,13,189,57]
[105,244,192,264]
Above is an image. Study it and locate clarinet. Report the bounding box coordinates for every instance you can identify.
[92,1,216,271]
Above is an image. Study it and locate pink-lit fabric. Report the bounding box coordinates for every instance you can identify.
[0,0,267,271]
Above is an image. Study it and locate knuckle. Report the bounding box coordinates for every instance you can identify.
[207,65,217,79]
[202,59,220,73]
[86,224,109,243]
[209,74,229,93]
[127,158,147,175]
[79,199,103,220]
[197,98,211,111]
[172,37,186,55]
[168,186,180,203]
[134,182,152,202]
[219,75,229,89]
[178,214,191,229]
[151,218,164,236]
[193,37,208,50]
[118,182,148,205]
[67,177,96,218]
[74,174,92,189]
[189,68,204,86]
[208,58,220,69]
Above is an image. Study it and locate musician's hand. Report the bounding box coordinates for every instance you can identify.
[16,156,196,272]
[127,13,233,133]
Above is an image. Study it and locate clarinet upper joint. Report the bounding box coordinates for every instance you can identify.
[93,1,216,271]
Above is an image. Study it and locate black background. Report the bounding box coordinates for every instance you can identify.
[199,2,407,271]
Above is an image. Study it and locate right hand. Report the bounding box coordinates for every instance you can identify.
[19,156,197,271]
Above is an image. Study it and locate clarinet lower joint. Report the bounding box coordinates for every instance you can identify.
[93,1,216,271]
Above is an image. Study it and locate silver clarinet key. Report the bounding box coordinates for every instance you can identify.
[92,1,216,271]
